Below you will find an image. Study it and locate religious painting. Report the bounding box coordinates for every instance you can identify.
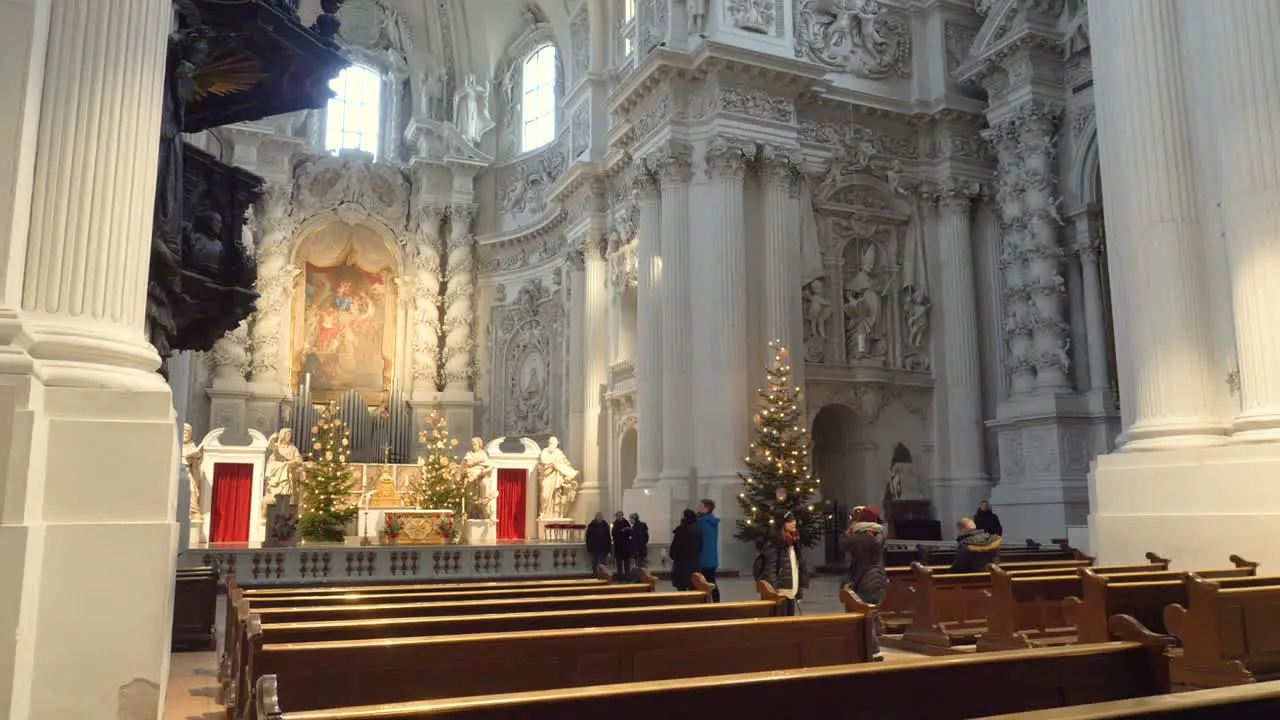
[291,222,399,403]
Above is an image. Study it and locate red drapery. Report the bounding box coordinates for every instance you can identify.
[209,463,254,544]
[497,469,527,540]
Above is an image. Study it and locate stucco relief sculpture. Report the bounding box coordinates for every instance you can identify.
[453,73,495,143]
[843,244,886,360]
[537,436,580,518]
[182,423,204,519]
[794,0,912,80]
[212,320,251,382]
[264,428,304,517]
[729,0,776,34]
[461,436,496,519]
[499,145,568,216]
[417,67,446,120]
[903,284,931,371]
[802,278,834,362]
[688,0,708,37]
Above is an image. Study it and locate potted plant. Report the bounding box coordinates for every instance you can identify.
[383,515,402,545]
[437,515,458,544]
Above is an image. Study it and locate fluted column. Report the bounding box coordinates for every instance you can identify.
[0,1,177,716]
[1072,210,1112,394]
[1198,1,1280,440]
[937,184,988,483]
[1090,0,1227,449]
[443,204,477,393]
[654,143,694,483]
[409,205,445,396]
[760,146,800,360]
[633,170,663,484]
[697,138,753,484]
[580,237,610,507]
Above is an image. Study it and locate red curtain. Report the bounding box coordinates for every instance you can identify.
[497,469,527,541]
[209,463,254,544]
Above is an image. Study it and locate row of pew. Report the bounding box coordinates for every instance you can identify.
[213,552,1280,719]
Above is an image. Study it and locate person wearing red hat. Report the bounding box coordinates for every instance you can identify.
[842,505,888,660]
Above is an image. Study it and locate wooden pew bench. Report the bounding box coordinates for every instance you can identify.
[225,587,713,720]
[975,679,1280,719]
[1064,562,1262,645]
[246,613,873,720]
[901,560,1161,649]
[1166,575,1280,689]
[173,567,218,652]
[257,641,1170,720]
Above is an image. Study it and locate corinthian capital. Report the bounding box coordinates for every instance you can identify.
[649,140,694,185]
[631,167,660,199]
[757,143,801,186]
[704,136,755,180]
[450,203,477,229]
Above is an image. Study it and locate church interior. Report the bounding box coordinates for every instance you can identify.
[2,0,1280,717]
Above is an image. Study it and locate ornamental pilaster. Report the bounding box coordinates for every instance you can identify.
[250,183,301,388]
[632,167,663,484]
[410,204,447,394]
[652,142,694,484]
[442,203,477,392]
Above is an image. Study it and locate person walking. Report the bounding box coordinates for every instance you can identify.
[629,512,650,569]
[669,509,702,591]
[761,512,807,616]
[611,511,634,577]
[841,505,888,660]
[585,512,611,571]
[696,499,721,602]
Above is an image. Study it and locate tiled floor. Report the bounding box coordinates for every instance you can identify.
[162,575,933,718]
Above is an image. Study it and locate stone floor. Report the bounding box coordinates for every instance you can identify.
[162,574,934,719]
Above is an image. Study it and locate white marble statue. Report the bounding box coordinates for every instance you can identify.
[182,423,204,519]
[537,436,580,519]
[462,436,496,519]
[844,244,883,357]
[453,73,495,143]
[418,66,446,119]
[904,285,930,350]
[803,278,834,342]
[263,428,303,518]
[688,0,708,37]
[887,457,928,502]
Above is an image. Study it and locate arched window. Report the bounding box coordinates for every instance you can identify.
[520,44,558,152]
[324,65,382,158]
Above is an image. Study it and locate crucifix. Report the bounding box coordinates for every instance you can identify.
[382,443,394,464]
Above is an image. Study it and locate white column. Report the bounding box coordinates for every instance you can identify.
[580,237,609,510]
[696,138,752,484]
[655,143,693,483]
[250,183,301,391]
[937,185,988,484]
[1200,1,1280,441]
[0,1,178,717]
[633,171,663,484]
[443,204,476,393]
[409,205,444,397]
[1073,211,1112,393]
[1090,0,1227,449]
[760,146,799,360]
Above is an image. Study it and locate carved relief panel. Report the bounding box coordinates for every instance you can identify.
[490,278,565,437]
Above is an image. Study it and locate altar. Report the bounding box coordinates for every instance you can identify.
[358,508,456,544]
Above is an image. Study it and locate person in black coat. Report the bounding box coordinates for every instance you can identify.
[669,509,702,591]
[949,517,1003,573]
[761,512,807,616]
[839,505,888,658]
[585,512,611,571]
[629,512,650,569]
[611,511,633,576]
[974,501,1003,536]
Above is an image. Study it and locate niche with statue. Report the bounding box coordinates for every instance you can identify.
[881,443,940,541]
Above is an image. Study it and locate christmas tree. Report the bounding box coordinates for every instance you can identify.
[296,404,358,542]
[409,411,464,511]
[735,344,827,549]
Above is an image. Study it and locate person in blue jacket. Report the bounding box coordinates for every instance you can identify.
[696,498,721,603]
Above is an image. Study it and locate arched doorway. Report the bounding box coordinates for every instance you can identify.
[811,404,861,511]
[618,425,637,499]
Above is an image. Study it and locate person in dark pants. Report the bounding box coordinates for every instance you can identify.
[629,512,649,569]
[974,500,1003,537]
[696,499,721,602]
[611,511,633,576]
[840,505,888,660]
[761,512,806,616]
[669,509,702,591]
[585,512,611,571]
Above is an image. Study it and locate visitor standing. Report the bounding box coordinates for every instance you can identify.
[669,509,702,591]
[585,512,611,571]
[629,512,650,569]
[611,511,633,577]
[841,505,888,660]
[761,512,807,616]
[696,498,721,602]
[974,500,1003,537]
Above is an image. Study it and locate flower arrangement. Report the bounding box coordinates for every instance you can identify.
[384,514,402,541]
[437,515,458,543]
[270,512,297,543]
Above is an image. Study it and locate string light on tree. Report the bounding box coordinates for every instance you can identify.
[409,410,464,511]
[734,343,830,549]
[296,403,358,542]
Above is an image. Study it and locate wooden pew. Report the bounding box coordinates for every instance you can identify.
[878,557,1097,633]
[246,614,874,720]
[173,567,218,652]
[226,587,713,719]
[974,679,1280,719]
[257,640,1171,720]
[1165,575,1280,689]
[240,565,614,596]
[1065,560,1263,645]
[240,579,657,609]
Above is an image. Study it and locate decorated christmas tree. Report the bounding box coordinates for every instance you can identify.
[296,404,358,542]
[735,344,827,549]
[409,410,464,511]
